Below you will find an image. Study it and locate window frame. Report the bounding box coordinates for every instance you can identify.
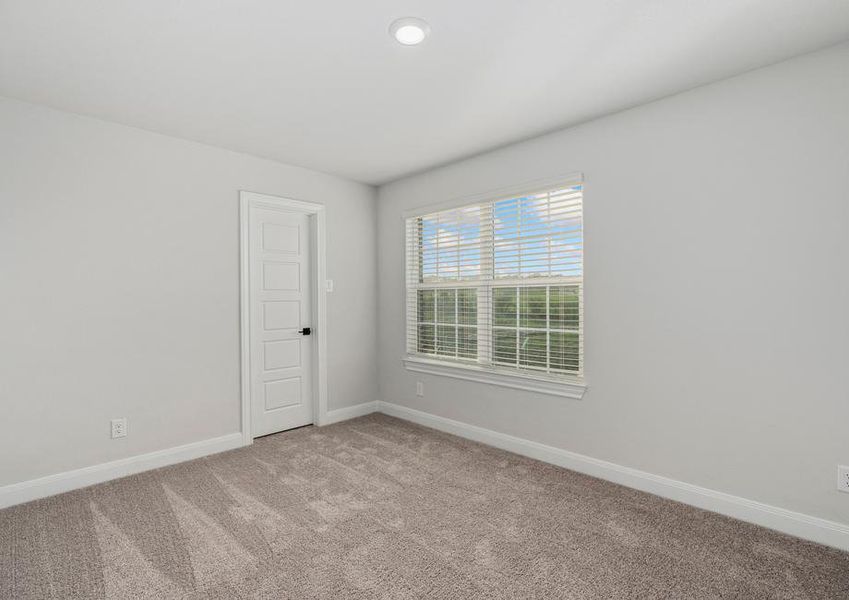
[402,174,587,400]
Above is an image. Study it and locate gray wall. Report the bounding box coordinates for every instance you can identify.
[377,43,849,525]
[0,98,378,487]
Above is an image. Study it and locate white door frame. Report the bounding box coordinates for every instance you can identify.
[240,190,329,445]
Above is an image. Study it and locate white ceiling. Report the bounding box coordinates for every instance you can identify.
[2,1,848,185]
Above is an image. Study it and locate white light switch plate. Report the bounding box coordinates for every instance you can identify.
[325,279,334,292]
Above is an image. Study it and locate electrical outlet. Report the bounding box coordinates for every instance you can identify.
[111,418,127,439]
[839,465,849,493]
[416,381,424,397]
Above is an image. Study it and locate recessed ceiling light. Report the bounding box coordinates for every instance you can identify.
[389,17,430,46]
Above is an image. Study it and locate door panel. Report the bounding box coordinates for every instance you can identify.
[250,207,313,437]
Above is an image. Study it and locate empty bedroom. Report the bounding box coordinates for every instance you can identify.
[1,1,848,598]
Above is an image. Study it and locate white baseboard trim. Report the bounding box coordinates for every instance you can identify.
[0,432,244,510]
[0,401,380,510]
[377,401,849,552]
[322,401,380,425]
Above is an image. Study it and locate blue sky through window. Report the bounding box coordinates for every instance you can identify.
[419,186,582,282]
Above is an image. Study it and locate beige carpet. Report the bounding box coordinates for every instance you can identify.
[1,414,847,599]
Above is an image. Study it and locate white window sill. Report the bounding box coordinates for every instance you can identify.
[402,356,587,399]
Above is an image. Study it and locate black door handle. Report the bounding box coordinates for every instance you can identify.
[299,327,311,336]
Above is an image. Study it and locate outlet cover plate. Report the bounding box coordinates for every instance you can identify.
[111,418,127,439]
[839,465,849,493]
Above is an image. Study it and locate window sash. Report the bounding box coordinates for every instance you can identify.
[407,283,583,377]
[405,181,583,381]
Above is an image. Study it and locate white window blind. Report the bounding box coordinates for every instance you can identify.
[405,179,583,382]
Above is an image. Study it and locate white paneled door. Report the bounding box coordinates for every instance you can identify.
[249,206,314,436]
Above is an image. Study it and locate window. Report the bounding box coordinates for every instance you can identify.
[404,178,584,392]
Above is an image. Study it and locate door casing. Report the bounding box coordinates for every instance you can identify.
[240,191,329,444]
